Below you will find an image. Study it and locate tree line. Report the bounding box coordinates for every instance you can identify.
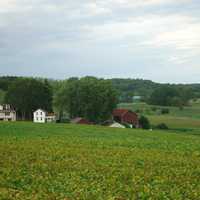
[1,77,118,122]
[0,76,199,121]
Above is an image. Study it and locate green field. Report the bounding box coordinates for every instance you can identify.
[118,103,200,129]
[0,122,200,199]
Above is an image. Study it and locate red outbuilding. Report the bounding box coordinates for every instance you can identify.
[112,109,139,127]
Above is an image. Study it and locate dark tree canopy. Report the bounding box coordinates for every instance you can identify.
[54,77,118,123]
[148,85,192,107]
[5,78,53,120]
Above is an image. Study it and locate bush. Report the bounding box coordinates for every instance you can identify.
[151,107,157,112]
[156,123,169,130]
[132,124,136,129]
[122,123,131,128]
[161,108,169,114]
[135,109,141,113]
[139,116,151,129]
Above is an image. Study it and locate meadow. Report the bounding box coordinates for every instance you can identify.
[118,102,200,129]
[0,122,200,199]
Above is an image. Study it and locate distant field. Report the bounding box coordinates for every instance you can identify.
[0,122,200,199]
[118,102,200,119]
[118,102,200,129]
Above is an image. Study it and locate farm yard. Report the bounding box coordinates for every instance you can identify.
[0,122,200,199]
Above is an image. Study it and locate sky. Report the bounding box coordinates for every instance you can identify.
[0,0,200,83]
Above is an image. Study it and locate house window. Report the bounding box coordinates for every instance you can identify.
[41,112,42,115]
[41,117,42,121]
[5,112,10,116]
[36,117,38,121]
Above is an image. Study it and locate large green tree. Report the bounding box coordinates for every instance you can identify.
[54,77,118,123]
[5,78,53,120]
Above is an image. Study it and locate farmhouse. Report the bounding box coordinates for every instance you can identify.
[0,104,16,121]
[33,109,56,123]
[71,117,91,125]
[112,109,139,127]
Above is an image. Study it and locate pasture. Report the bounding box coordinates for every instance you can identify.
[0,122,200,199]
[118,102,200,129]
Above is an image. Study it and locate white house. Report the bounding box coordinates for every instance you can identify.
[33,109,46,123]
[33,109,56,123]
[0,104,16,121]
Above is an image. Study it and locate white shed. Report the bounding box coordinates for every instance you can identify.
[109,122,126,129]
[33,109,46,123]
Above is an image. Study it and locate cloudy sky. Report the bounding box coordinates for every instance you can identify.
[0,0,200,83]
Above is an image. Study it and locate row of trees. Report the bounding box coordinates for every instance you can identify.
[1,76,197,121]
[4,77,118,123]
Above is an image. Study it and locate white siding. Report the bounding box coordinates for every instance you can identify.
[33,109,46,123]
[0,111,16,121]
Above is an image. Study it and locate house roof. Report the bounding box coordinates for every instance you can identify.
[34,108,47,113]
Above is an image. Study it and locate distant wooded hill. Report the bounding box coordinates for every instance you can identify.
[1,76,200,104]
[110,78,200,103]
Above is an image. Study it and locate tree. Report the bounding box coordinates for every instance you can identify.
[139,116,150,129]
[54,77,118,123]
[5,78,53,120]
[0,89,5,104]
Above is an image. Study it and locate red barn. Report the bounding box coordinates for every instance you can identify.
[112,109,139,127]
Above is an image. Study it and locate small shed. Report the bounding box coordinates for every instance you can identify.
[109,122,125,129]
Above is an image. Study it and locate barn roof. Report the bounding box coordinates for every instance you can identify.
[112,109,129,117]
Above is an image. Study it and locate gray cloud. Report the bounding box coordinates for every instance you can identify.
[0,0,200,83]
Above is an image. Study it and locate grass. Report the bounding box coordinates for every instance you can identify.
[0,122,200,199]
[118,102,200,119]
[118,102,200,129]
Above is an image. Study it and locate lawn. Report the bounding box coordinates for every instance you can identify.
[0,122,200,199]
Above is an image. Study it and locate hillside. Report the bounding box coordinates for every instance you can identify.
[0,122,200,199]
[1,76,200,104]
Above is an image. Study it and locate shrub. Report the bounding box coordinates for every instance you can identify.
[139,116,151,129]
[122,123,131,128]
[161,108,170,114]
[135,109,141,113]
[151,107,157,112]
[132,124,136,129]
[156,123,169,130]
